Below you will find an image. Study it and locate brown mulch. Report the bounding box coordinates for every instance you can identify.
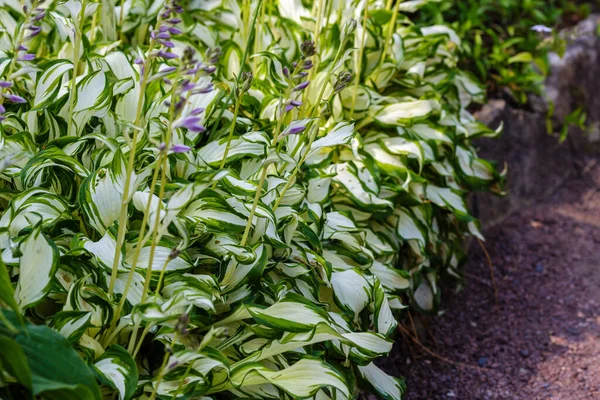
[379,158,600,400]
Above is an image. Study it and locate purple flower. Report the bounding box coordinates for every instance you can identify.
[301,40,316,57]
[33,11,46,21]
[160,40,175,48]
[0,105,6,114]
[161,66,177,74]
[159,26,169,32]
[303,60,313,70]
[175,116,206,133]
[157,142,167,151]
[174,97,186,113]
[134,58,143,65]
[190,107,205,115]
[0,81,12,88]
[157,32,171,39]
[193,83,213,94]
[18,45,28,51]
[531,25,552,33]
[180,80,196,92]
[169,27,182,35]
[283,121,306,136]
[285,99,302,112]
[288,126,305,135]
[27,25,41,37]
[185,66,200,76]
[168,18,182,24]
[18,53,35,61]
[157,51,178,59]
[203,66,216,74]
[292,81,310,92]
[283,66,290,77]
[170,144,191,153]
[3,94,26,103]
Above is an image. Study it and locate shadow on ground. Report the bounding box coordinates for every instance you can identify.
[378,158,600,400]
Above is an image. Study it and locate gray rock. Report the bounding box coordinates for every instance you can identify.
[472,15,600,226]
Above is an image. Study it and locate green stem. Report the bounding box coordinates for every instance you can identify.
[350,2,369,119]
[240,168,268,246]
[209,0,263,136]
[109,153,162,325]
[117,89,175,351]
[243,0,251,40]
[130,256,170,355]
[309,42,345,118]
[107,24,161,295]
[131,323,152,356]
[272,124,318,211]
[171,362,194,400]
[378,0,400,70]
[148,349,171,400]
[275,35,348,210]
[239,59,298,245]
[139,83,179,305]
[252,1,266,74]
[66,0,87,137]
[211,97,242,189]
[154,256,171,296]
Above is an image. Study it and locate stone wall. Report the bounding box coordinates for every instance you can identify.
[472,15,600,226]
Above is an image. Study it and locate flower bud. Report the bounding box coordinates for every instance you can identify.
[292,80,310,92]
[170,144,191,153]
[157,51,178,59]
[168,247,182,259]
[241,71,253,93]
[342,18,357,40]
[334,71,352,93]
[301,40,316,57]
[206,47,222,64]
[3,94,26,103]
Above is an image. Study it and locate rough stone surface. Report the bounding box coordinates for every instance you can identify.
[472,15,600,225]
[546,14,600,154]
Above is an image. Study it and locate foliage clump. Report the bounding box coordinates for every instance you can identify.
[419,0,591,104]
[0,0,505,399]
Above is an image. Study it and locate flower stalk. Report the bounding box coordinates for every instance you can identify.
[66,0,87,137]
[107,14,167,295]
[350,2,369,118]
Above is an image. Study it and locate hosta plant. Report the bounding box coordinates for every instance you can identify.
[0,0,504,399]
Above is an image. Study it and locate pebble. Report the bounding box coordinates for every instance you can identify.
[478,357,488,367]
[535,262,544,273]
[519,349,530,358]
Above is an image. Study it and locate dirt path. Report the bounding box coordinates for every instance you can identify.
[380,158,600,400]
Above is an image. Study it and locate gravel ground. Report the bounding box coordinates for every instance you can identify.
[378,158,600,400]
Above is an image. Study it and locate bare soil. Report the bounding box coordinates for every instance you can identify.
[379,158,600,400]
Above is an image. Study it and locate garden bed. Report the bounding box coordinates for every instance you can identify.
[381,157,600,399]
